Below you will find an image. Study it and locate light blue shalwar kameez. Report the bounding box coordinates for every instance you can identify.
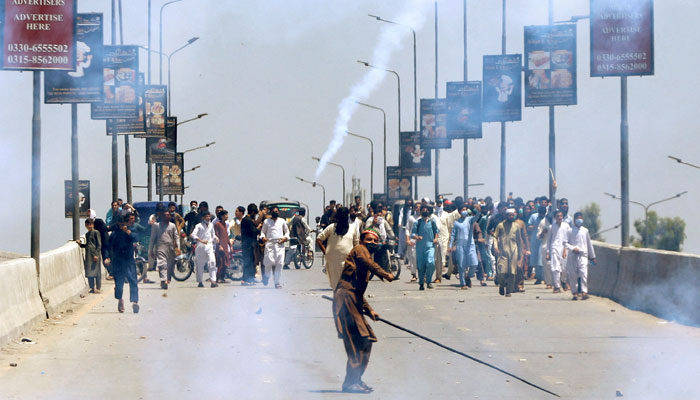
[449,216,479,287]
[412,218,439,286]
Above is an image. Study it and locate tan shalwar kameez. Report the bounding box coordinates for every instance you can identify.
[333,245,393,389]
[493,220,524,295]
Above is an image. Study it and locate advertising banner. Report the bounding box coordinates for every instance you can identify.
[148,116,177,164]
[387,167,412,201]
[1,0,76,71]
[482,54,522,122]
[420,98,450,149]
[156,153,183,196]
[64,180,90,218]
[90,45,139,119]
[399,131,431,177]
[135,84,167,138]
[107,73,146,135]
[590,0,654,77]
[446,81,482,139]
[524,24,577,106]
[44,13,102,103]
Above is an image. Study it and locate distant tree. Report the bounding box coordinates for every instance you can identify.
[579,202,603,241]
[631,211,686,251]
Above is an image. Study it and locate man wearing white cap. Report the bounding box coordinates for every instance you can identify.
[546,210,570,293]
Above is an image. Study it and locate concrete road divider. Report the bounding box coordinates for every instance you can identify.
[589,241,621,300]
[39,242,88,317]
[0,257,46,347]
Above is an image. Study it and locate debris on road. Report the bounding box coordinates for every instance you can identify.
[20,338,33,343]
[255,308,262,314]
[139,336,146,340]
[548,355,553,358]
[616,389,623,397]
[9,363,18,367]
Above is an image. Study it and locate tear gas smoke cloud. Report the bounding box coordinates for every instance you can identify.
[314,0,432,181]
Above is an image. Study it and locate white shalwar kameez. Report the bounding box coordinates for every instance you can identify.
[537,218,553,286]
[261,217,290,286]
[547,221,570,289]
[190,221,217,284]
[405,214,418,276]
[565,225,596,294]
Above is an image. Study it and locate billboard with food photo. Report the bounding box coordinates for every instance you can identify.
[148,116,177,164]
[420,98,450,149]
[524,24,577,107]
[45,13,103,103]
[399,131,431,176]
[107,73,147,135]
[446,81,483,139]
[90,45,139,119]
[482,54,522,122]
[135,85,167,138]
[156,152,184,196]
[387,167,412,201]
[590,0,654,77]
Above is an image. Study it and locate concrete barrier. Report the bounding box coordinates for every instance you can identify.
[38,242,87,317]
[0,257,46,347]
[590,241,700,326]
[0,251,26,263]
[589,241,621,299]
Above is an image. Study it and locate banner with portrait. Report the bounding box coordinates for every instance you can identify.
[420,98,450,149]
[446,81,482,139]
[482,54,522,122]
[399,131,431,176]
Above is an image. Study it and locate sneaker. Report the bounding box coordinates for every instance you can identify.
[211,282,218,288]
[117,299,125,313]
[94,289,101,294]
[160,281,168,290]
[505,293,512,297]
[535,279,542,285]
[442,273,451,281]
[572,295,578,301]
[427,283,434,289]
[480,281,487,287]
[499,286,505,296]
[419,284,425,291]
[132,303,140,313]
[275,283,282,289]
[198,282,204,288]
[460,285,469,290]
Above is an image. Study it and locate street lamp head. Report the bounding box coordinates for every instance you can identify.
[187,37,200,44]
[312,182,317,188]
[311,157,320,162]
[197,113,208,119]
[368,14,381,20]
[357,60,370,67]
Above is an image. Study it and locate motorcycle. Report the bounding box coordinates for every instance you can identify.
[134,242,149,283]
[225,239,244,281]
[385,237,402,279]
[172,236,195,282]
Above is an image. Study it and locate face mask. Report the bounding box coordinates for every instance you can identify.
[461,210,469,218]
[575,218,584,227]
[271,211,279,219]
[365,243,381,254]
[421,212,430,218]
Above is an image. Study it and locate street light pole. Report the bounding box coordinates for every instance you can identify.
[159,0,183,85]
[312,157,345,204]
[167,37,199,115]
[296,177,326,211]
[346,131,374,195]
[369,14,417,198]
[182,141,216,154]
[355,102,385,196]
[357,61,401,134]
[499,0,507,203]
[463,0,469,199]
[604,191,687,247]
[434,0,439,202]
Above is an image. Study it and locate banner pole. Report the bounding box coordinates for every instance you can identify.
[71,104,80,240]
[31,71,41,275]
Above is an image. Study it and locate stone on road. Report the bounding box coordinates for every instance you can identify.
[1,262,699,399]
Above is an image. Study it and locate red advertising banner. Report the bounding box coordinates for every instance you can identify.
[1,0,76,71]
[590,0,654,77]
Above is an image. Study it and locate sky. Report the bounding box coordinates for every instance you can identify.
[1,0,699,255]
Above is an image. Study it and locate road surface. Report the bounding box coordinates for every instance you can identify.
[1,259,699,399]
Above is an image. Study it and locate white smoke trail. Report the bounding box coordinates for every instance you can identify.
[314,0,432,181]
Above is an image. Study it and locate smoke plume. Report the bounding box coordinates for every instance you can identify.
[314,0,432,180]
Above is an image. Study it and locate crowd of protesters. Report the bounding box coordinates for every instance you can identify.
[78,192,595,314]
[315,193,595,300]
